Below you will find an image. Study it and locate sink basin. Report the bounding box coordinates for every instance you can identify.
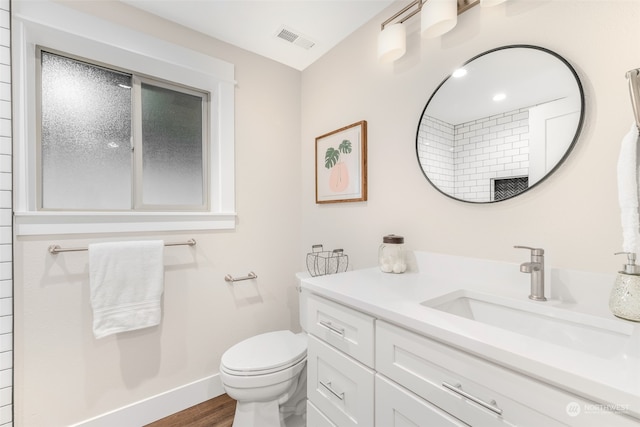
[422,290,637,359]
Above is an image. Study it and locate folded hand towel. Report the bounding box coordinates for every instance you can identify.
[618,123,640,254]
[89,240,164,339]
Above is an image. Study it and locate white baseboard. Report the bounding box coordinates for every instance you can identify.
[71,374,225,427]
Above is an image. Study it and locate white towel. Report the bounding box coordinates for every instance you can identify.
[89,240,165,339]
[618,123,640,254]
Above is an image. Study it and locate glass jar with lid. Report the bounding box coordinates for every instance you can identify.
[379,234,406,274]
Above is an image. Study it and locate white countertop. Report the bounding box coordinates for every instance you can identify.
[298,251,640,419]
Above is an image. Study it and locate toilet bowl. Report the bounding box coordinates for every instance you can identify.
[220,330,308,427]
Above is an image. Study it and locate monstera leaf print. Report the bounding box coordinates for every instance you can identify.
[325,140,352,192]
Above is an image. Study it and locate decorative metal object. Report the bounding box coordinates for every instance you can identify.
[306,244,349,277]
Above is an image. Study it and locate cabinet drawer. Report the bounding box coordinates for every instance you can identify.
[307,400,336,427]
[308,335,374,427]
[307,293,375,367]
[377,321,566,427]
[376,374,470,427]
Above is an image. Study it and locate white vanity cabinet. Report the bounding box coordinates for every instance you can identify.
[306,294,375,427]
[376,320,640,427]
[375,374,470,426]
[304,291,640,427]
[307,399,337,427]
[377,321,565,427]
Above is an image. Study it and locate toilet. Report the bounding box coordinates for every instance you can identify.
[220,285,309,427]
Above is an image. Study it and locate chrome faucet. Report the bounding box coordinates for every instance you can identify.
[514,246,547,301]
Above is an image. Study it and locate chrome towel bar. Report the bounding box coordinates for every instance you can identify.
[48,239,196,254]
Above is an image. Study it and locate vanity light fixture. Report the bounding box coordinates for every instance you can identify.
[378,22,407,63]
[378,0,508,63]
[378,0,422,63]
[421,0,458,39]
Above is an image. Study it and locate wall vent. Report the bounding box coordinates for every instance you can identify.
[276,26,315,50]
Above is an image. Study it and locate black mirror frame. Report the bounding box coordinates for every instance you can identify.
[415,44,585,204]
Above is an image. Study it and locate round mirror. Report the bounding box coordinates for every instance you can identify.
[416,45,584,203]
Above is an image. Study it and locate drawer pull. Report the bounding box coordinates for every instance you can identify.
[319,380,345,401]
[442,382,503,416]
[319,320,345,337]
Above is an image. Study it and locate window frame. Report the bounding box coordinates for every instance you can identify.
[38,49,212,212]
[13,1,237,235]
[134,76,210,212]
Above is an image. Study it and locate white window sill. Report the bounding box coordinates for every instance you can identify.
[14,211,237,236]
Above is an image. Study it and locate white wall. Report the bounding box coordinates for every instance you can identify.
[13,2,302,426]
[301,0,640,274]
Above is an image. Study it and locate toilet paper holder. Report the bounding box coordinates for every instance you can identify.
[224,272,258,283]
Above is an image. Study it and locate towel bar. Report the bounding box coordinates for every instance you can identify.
[48,239,196,254]
[224,272,258,282]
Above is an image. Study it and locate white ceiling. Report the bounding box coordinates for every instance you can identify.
[118,2,579,124]
[121,0,401,71]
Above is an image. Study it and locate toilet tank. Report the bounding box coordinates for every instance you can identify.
[295,272,310,332]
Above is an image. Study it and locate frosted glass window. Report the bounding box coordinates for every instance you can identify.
[141,83,204,206]
[14,8,235,235]
[40,51,132,209]
[39,50,209,211]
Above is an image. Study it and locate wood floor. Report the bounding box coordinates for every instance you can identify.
[145,393,236,427]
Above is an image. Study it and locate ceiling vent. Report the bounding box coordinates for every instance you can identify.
[276,26,315,50]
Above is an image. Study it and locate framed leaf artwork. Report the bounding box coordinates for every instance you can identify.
[315,120,367,204]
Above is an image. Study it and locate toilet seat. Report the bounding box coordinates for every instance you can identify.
[221,330,307,376]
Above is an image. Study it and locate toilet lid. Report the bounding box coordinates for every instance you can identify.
[221,330,307,375]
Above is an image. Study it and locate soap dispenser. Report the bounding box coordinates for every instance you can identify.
[609,252,640,321]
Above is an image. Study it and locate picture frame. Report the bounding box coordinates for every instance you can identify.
[315,120,367,204]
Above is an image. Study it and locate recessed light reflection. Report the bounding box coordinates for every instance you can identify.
[107,142,120,148]
[118,84,132,89]
[452,68,467,78]
[493,93,506,102]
